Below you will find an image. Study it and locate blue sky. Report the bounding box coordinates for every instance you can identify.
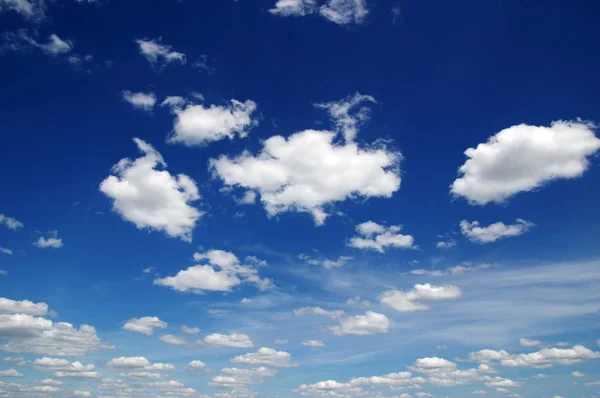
[1,0,600,397]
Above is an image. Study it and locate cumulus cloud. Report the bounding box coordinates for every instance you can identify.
[231,347,297,367]
[33,357,95,372]
[329,311,391,336]
[0,0,45,20]
[210,95,400,225]
[460,219,534,243]
[154,249,272,294]
[1,247,13,255]
[0,298,49,316]
[302,339,325,347]
[293,306,344,319]
[348,221,416,252]
[2,30,72,56]
[519,338,542,347]
[159,334,187,345]
[122,316,167,335]
[469,345,600,368]
[202,333,254,348]
[135,38,186,70]
[451,120,600,205]
[379,284,461,312]
[0,213,23,229]
[0,313,113,356]
[167,99,258,146]
[34,231,63,249]
[107,357,151,369]
[181,325,200,334]
[0,368,23,377]
[99,138,203,242]
[269,0,368,25]
[315,92,376,142]
[122,91,156,111]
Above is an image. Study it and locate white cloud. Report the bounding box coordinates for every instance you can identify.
[161,95,187,109]
[33,357,95,372]
[269,0,368,25]
[484,377,521,388]
[584,381,600,386]
[122,91,156,111]
[167,99,257,147]
[135,38,186,69]
[2,30,72,56]
[469,345,600,368]
[41,34,72,55]
[273,339,288,344]
[436,238,457,249]
[519,338,542,347]
[154,249,272,294]
[410,262,491,277]
[315,92,376,142]
[145,362,175,371]
[188,360,206,369]
[34,231,63,249]
[295,380,364,397]
[0,213,23,229]
[0,0,45,19]
[460,219,534,243]
[181,325,200,334]
[0,298,49,316]
[231,347,297,367]
[329,311,391,336]
[203,333,254,348]
[298,253,352,269]
[472,390,487,395]
[1,247,13,255]
[451,120,600,205]
[210,95,400,225]
[571,371,584,377]
[236,190,257,205]
[0,313,112,356]
[107,357,150,369]
[39,379,62,386]
[122,316,167,335]
[0,269,7,275]
[348,221,416,252]
[380,284,461,312]
[160,334,187,345]
[0,368,23,377]
[302,339,325,347]
[99,138,203,242]
[73,391,92,397]
[293,306,344,319]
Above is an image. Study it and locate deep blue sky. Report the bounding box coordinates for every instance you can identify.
[1,1,600,397]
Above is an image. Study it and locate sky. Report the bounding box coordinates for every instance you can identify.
[1,0,600,397]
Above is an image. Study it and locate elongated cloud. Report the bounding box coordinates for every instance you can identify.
[380,284,461,312]
[460,219,534,243]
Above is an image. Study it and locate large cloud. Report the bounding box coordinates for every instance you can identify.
[0,298,49,316]
[167,99,258,146]
[451,120,600,205]
[154,249,273,294]
[99,138,203,242]
[230,347,297,367]
[379,284,461,312]
[469,345,600,368]
[210,95,401,225]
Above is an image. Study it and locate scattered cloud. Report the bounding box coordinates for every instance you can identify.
[122,316,167,335]
[302,339,325,347]
[122,91,156,111]
[348,221,416,252]
[181,325,200,334]
[0,298,49,316]
[159,334,187,345]
[269,0,368,25]
[469,344,600,368]
[451,120,600,205]
[298,253,352,269]
[571,371,584,377]
[135,38,186,70]
[203,332,254,348]
[34,231,64,249]
[99,138,203,242]
[314,92,376,142]
[329,311,391,335]
[231,347,297,367]
[0,213,23,229]
[380,283,461,312]
[519,338,542,347]
[460,219,534,243]
[0,368,23,377]
[192,54,215,74]
[154,249,273,294]
[410,263,491,277]
[2,30,72,56]
[0,0,46,20]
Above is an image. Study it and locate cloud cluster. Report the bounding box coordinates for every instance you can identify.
[154,249,272,294]
[451,120,600,205]
[469,345,600,368]
[34,231,63,249]
[135,38,186,70]
[379,284,461,312]
[123,316,167,335]
[348,221,416,252]
[269,0,368,25]
[230,347,297,367]
[122,91,157,111]
[460,219,534,243]
[329,311,391,335]
[100,138,203,242]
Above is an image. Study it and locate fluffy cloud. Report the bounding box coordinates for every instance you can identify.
[294,380,364,397]
[122,91,156,111]
[181,325,200,334]
[302,339,325,347]
[0,213,23,229]
[34,231,63,249]
[469,345,600,368]
[154,249,272,294]
[33,357,95,372]
[571,371,584,377]
[436,238,457,249]
[231,347,297,367]
[348,221,416,252]
[188,360,206,370]
[167,99,258,146]
[0,0,45,19]
[0,368,23,377]
[0,247,12,255]
[460,219,534,243]
[380,284,461,312]
[99,138,203,242]
[315,92,376,142]
[203,333,254,348]
[73,391,92,397]
[159,334,187,345]
[0,298,49,316]
[329,311,391,336]
[107,357,151,369]
[269,0,368,25]
[0,313,112,356]
[2,30,72,56]
[122,316,167,335]
[451,120,600,205]
[210,95,400,225]
[135,38,186,69]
